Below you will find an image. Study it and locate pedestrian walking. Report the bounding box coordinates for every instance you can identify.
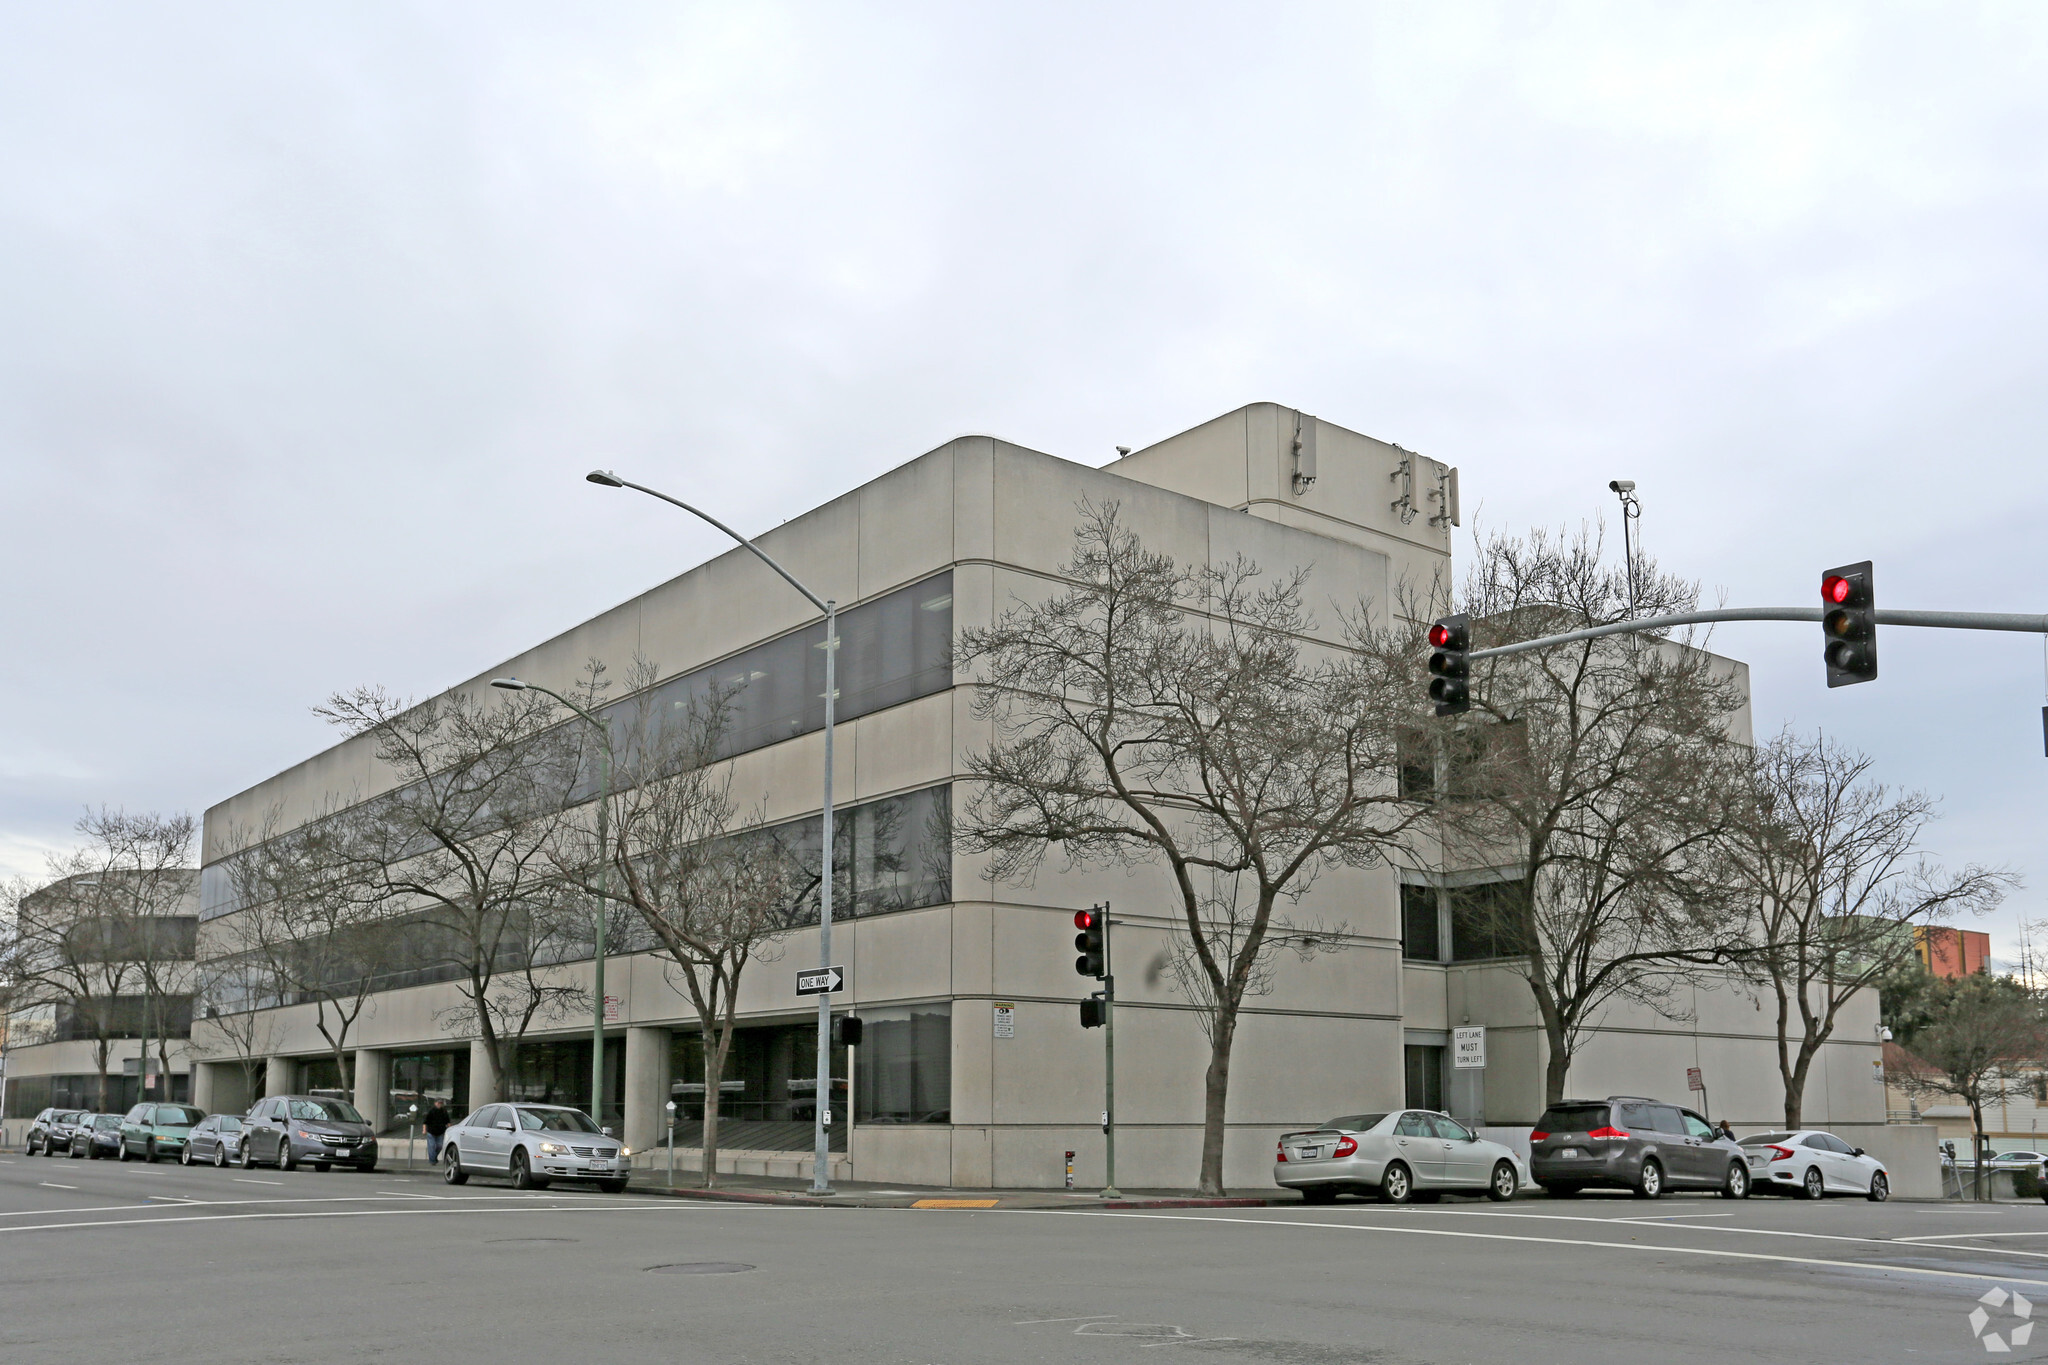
[1716,1119,1737,1142]
[424,1099,451,1164]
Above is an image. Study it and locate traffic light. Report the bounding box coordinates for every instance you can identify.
[833,1015,863,1048]
[1820,561,1877,687]
[1080,996,1106,1029]
[1427,614,1471,716]
[1074,908,1106,978]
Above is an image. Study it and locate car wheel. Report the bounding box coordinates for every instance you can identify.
[215,1145,228,1168]
[1300,1184,1339,1205]
[443,1148,469,1186]
[239,1142,256,1169]
[1634,1158,1664,1199]
[280,1144,297,1173]
[118,1142,132,1162]
[1800,1166,1825,1201]
[1868,1172,1889,1203]
[1488,1161,1518,1202]
[510,1150,539,1190]
[70,1141,84,1159]
[45,1142,60,1159]
[144,1140,158,1164]
[597,1179,628,1194]
[1721,1163,1751,1200]
[1378,1162,1415,1204]
[1542,1183,1582,1198]
[25,1137,38,1156]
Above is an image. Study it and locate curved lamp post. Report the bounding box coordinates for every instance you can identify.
[585,469,840,1195]
[490,675,612,1136]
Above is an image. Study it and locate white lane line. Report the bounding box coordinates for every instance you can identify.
[1614,1212,1735,1222]
[232,1178,285,1186]
[0,1192,624,1219]
[39,1182,77,1191]
[1032,1209,2048,1290]
[0,1202,695,1236]
[1895,1230,2048,1242]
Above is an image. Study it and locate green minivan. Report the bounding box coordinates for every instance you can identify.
[119,1103,206,1162]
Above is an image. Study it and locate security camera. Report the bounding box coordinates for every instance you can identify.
[1609,479,1635,494]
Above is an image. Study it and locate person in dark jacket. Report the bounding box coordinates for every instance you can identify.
[423,1100,451,1163]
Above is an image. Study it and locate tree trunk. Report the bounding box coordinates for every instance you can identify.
[1198,1010,1241,1196]
[1782,1040,1818,1131]
[701,1040,723,1190]
[1543,1037,1573,1109]
[1971,1100,1988,1202]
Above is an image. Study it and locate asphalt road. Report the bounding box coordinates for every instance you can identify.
[5,1151,2048,1364]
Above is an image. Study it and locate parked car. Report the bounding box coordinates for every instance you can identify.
[181,1113,247,1166]
[119,1104,206,1162]
[1738,1130,1890,1201]
[240,1095,378,1172]
[26,1108,86,1157]
[1988,1149,2048,1168]
[1529,1097,1750,1199]
[1273,1110,1522,1204]
[75,1113,124,1160]
[441,1103,630,1192]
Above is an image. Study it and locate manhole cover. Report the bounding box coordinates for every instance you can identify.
[488,1237,581,1244]
[646,1262,756,1275]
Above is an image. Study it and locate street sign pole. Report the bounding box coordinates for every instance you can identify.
[1101,905,1119,1200]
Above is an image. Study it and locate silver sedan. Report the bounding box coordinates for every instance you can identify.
[441,1103,631,1192]
[1275,1109,1523,1204]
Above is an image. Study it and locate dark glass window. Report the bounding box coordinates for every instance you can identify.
[1448,880,1532,963]
[387,1050,471,1134]
[1396,729,1434,801]
[1400,884,1442,963]
[668,1024,849,1151]
[201,574,955,922]
[1403,1046,1444,1111]
[854,1004,952,1125]
[505,1037,625,1125]
[54,994,194,1041]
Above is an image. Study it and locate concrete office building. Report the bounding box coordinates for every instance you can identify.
[2,872,201,1130]
[187,404,1883,1190]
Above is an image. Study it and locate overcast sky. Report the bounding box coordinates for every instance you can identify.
[3,5,2044,957]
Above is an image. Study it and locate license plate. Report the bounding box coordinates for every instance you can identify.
[1560,1148,1579,1159]
[1295,1149,1319,1161]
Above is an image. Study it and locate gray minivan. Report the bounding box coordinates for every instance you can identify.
[240,1095,379,1172]
[1529,1096,1750,1199]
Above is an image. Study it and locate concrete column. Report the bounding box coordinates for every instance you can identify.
[192,1061,217,1114]
[623,1026,671,1157]
[264,1055,292,1099]
[468,1038,499,1110]
[353,1049,390,1132]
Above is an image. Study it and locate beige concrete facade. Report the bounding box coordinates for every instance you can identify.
[171,403,1883,1191]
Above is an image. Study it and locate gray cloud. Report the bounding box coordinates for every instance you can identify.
[3,3,2043,950]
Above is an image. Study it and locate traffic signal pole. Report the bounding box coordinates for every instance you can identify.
[1463,606,2048,664]
[1101,912,1119,1201]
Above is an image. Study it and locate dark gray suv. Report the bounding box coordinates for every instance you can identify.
[240,1095,379,1172]
[1529,1096,1750,1199]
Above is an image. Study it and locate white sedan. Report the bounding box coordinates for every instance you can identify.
[1738,1130,1890,1201]
[1275,1109,1523,1204]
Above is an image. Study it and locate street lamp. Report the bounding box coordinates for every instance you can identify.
[586,468,841,1195]
[490,674,613,1134]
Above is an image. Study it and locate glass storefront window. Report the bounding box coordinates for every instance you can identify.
[505,1037,624,1126]
[386,1049,472,1132]
[854,1004,951,1125]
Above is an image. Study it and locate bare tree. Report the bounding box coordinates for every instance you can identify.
[1891,973,2048,1200]
[574,667,804,1186]
[316,685,588,1105]
[1433,526,1755,1108]
[1727,730,2015,1127]
[192,952,287,1105]
[958,502,1426,1195]
[216,800,409,1100]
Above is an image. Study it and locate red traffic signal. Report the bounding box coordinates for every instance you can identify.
[1074,909,1097,931]
[1427,621,1454,648]
[1426,614,1472,716]
[1820,561,1876,687]
[1074,906,1106,978]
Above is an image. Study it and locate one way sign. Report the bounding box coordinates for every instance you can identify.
[796,966,844,996]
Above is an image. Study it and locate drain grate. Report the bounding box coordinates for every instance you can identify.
[646,1262,756,1275]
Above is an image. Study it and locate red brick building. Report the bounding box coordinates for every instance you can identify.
[1914,925,1992,979]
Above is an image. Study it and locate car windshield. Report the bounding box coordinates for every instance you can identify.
[219,1117,242,1130]
[288,1099,365,1123]
[1739,1133,1796,1146]
[1317,1114,1387,1133]
[155,1106,203,1125]
[518,1107,601,1134]
[95,1116,120,1129]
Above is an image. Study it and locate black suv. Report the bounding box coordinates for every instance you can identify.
[1529,1096,1750,1199]
[26,1108,87,1157]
